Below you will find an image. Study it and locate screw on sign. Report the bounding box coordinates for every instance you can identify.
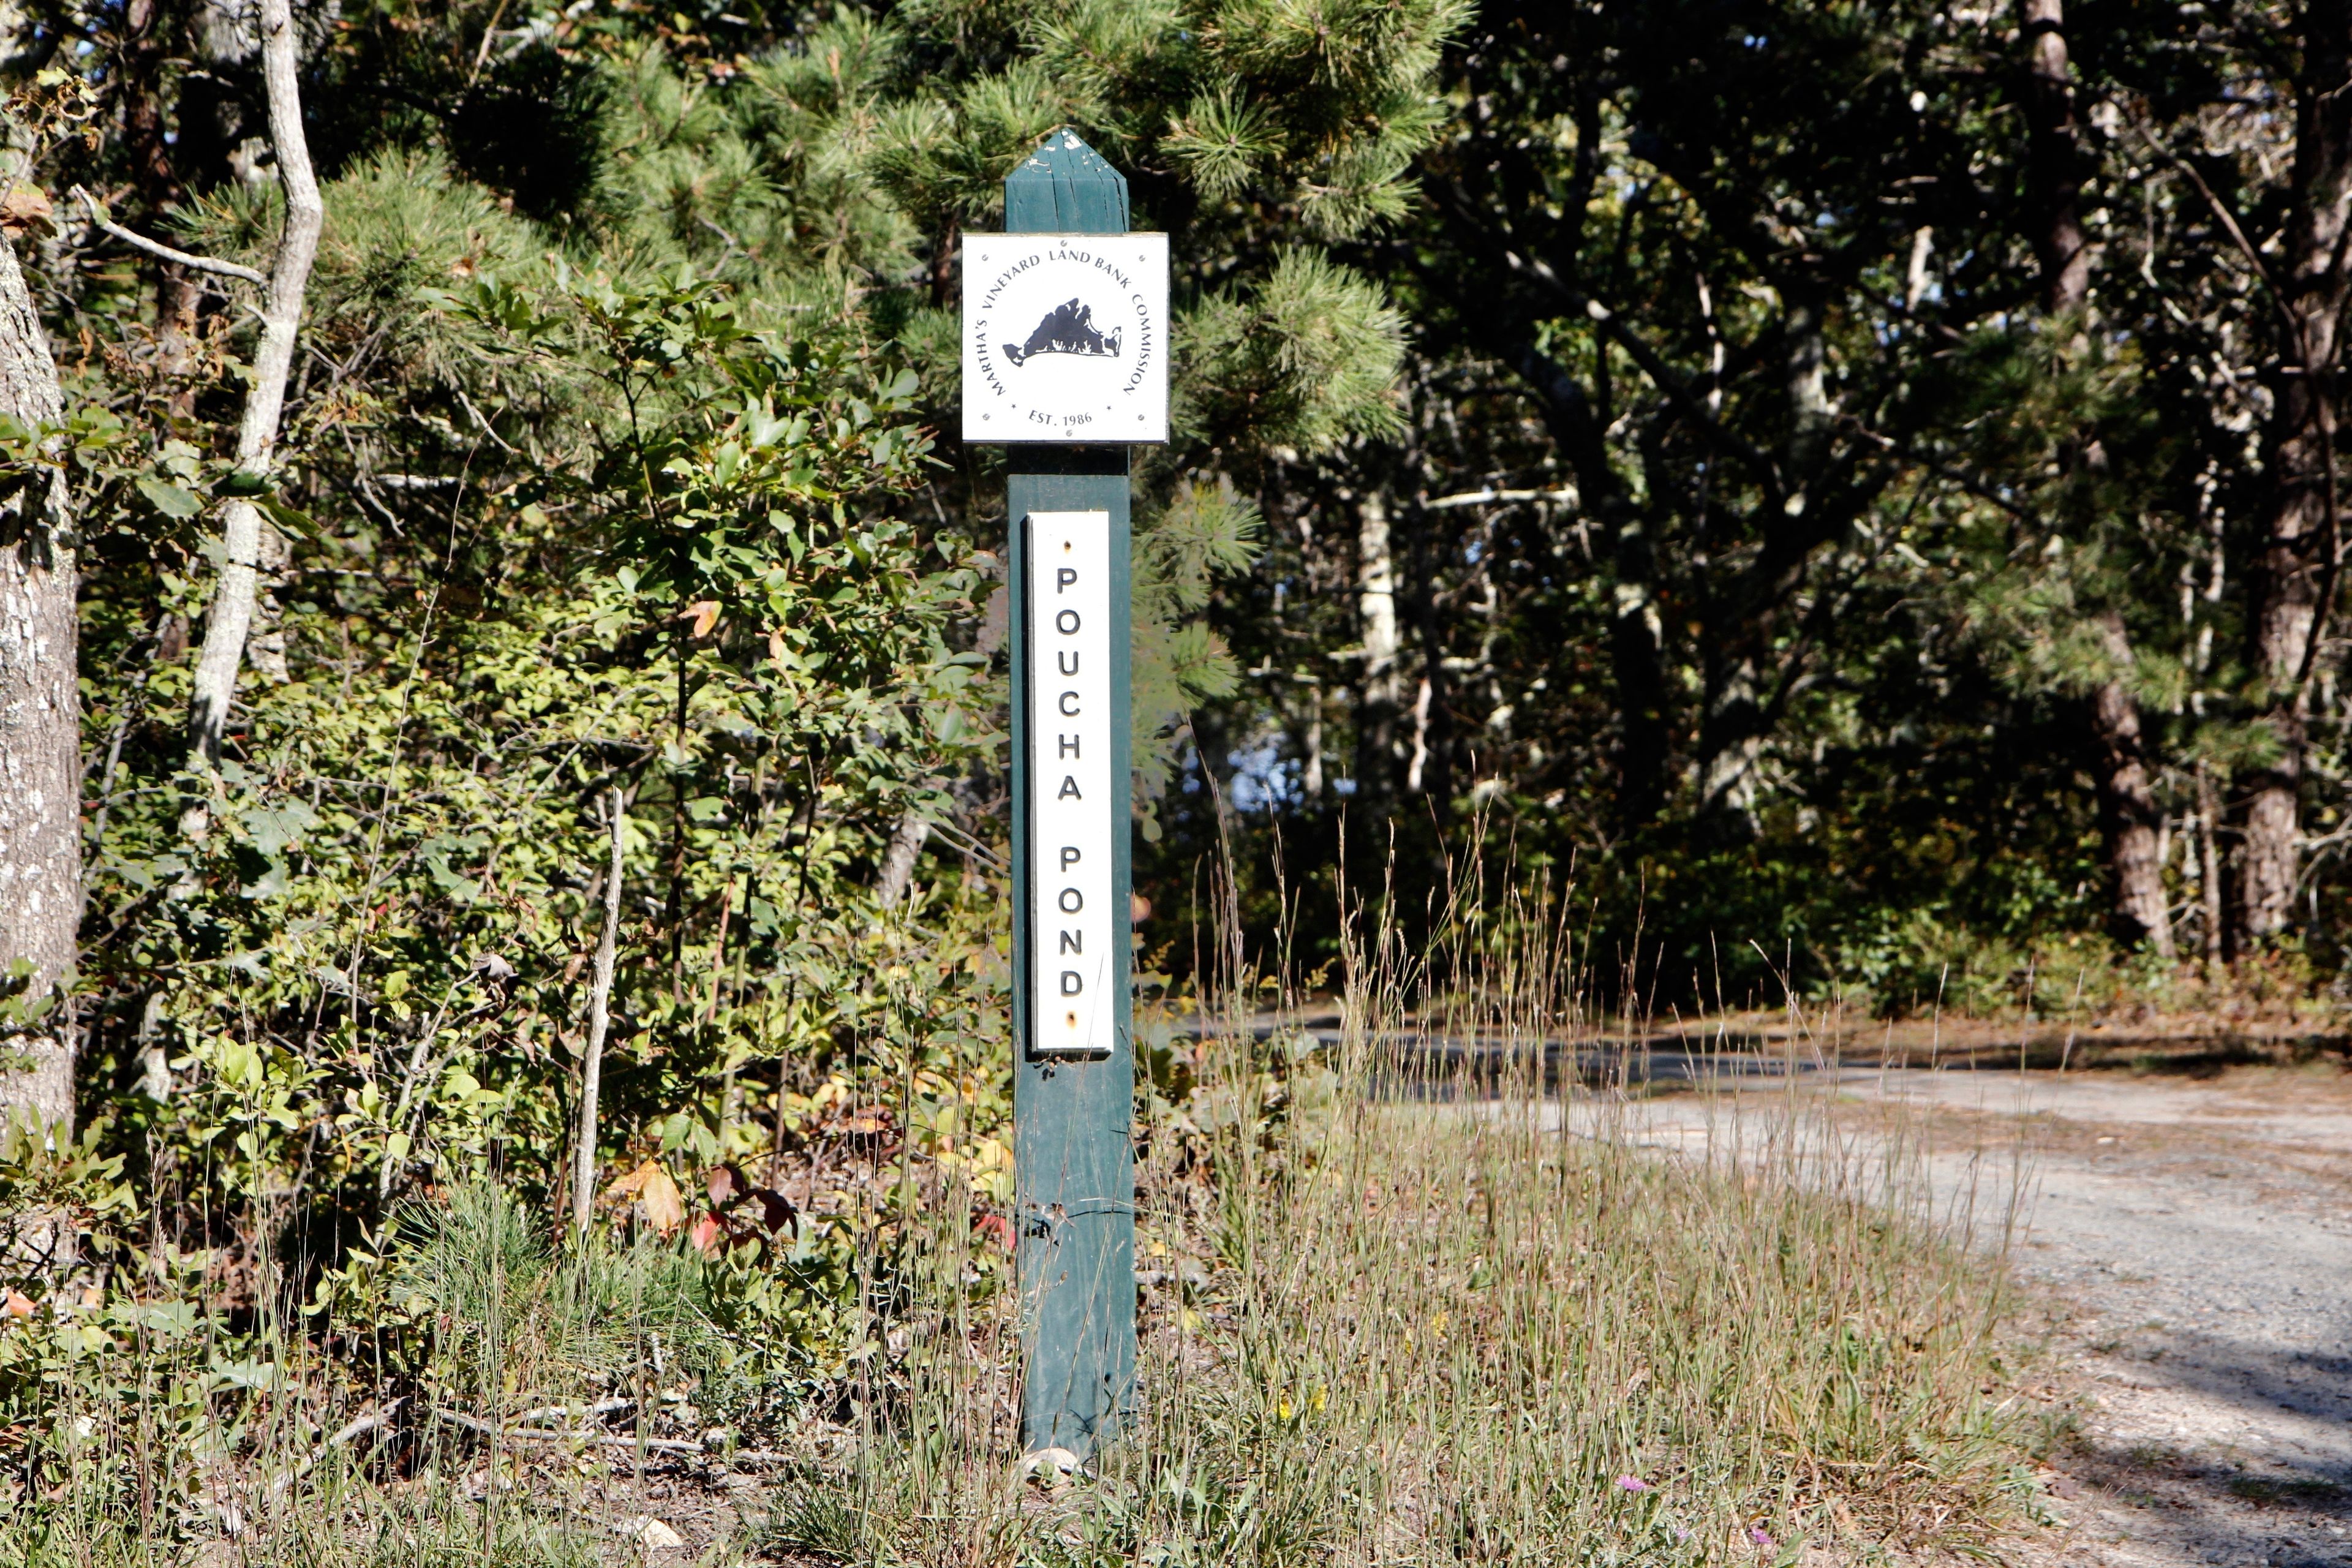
[962,127,1167,1461]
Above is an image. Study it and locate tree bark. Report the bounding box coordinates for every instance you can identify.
[120,0,201,391]
[1354,490,1403,810]
[2237,0,2352,944]
[0,217,77,1142]
[874,807,928,908]
[186,0,322,770]
[1610,504,1667,831]
[2021,0,2090,315]
[2196,764,2226,968]
[2089,613,2174,955]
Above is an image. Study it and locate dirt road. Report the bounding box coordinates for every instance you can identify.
[1591,1059,2352,1567]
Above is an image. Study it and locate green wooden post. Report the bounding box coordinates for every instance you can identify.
[1005,132,1138,1457]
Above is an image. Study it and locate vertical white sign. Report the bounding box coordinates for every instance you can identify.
[1027,511,1115,1059]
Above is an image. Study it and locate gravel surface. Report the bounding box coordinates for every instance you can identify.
[1579,1060,2352,1568]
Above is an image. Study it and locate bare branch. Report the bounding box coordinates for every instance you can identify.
[70,186,265,285]
[266,1398,407,1497]
[1422,486,1579,511]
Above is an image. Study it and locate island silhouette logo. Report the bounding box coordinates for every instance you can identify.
[1003,298,1121,367]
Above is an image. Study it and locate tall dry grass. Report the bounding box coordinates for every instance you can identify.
[7,862,2044,1567]
[762,867,2042,1566]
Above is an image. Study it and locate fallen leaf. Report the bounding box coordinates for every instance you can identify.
[2,1289,34,1319]
[974,1213,1014,1251]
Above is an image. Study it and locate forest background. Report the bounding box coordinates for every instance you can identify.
[0,0,2346,1532]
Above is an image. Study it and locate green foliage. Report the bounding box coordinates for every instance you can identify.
[1179,249,1408,450]
[1132,478,1261,835]
[27,0,1464,1463]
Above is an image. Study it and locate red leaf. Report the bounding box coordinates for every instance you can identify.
[706,1164,745,1207]
[750,1188,797,1235]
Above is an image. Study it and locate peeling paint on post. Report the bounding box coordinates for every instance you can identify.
[962,128,1167,1457]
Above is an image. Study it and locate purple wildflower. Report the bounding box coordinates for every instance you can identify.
[1616,1476,1649,1492]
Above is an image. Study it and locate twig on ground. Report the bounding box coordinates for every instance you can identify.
[510,1396,635,1427]
[429,1405,797,1468]
[267,1397,406,1496]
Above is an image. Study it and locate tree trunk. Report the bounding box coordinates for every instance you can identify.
[2088,614,2174,955]
[1354,490,1403,810]
[1302,679,1325,799]
[186,0,322,771]
[0,217,76,1142]
[1406,522,1453,806]
[1608,504,1668,833]
[2019,1,2172,954]
[2021,0,2090,315]
[1499,341,1665,834]
[120,0,201,392]
[2196,764,2226,968]
[874,807,928,908]
[2237,0,2352,945]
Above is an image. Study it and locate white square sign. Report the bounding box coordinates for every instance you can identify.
[963,233,1169,444]
[1026,510,1117,1058]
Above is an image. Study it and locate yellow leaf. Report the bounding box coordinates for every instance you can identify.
[681,600,720,639]
[638,1163,684,1234]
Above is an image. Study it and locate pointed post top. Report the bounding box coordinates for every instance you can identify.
[1005,127,1130,236]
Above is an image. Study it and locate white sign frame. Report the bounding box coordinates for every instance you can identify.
[1025,510,1117,1059]
[964,233,1169,445]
